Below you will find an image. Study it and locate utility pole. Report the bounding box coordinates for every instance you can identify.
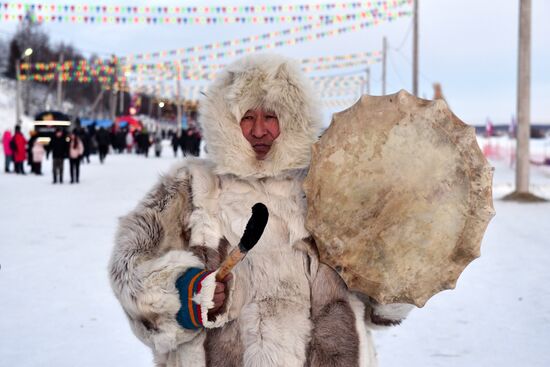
[148,95,153,117]
[119,73,124,115]
[176,62,182,129]
[515,0,532,195]
[15,48,32,125]
[15,59,21,126]
[109,55,118,121]
[366,67,370,95]
[57,53,64,110]
[24,56,31,115]
[382,36,387,95]
[412,0,419,96]
[110,88,117,121]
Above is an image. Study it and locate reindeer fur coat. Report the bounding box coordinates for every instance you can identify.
[109,54,411,367]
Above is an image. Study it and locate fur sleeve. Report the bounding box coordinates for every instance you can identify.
[352,292,414,329]
[108,162,205,354]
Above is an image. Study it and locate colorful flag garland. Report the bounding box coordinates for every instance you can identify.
[124,10,411,66]
[0,1,409,15]
[2,11,408,25]
[121,0,411,61]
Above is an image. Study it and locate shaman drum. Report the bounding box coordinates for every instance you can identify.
[303,90,495,307]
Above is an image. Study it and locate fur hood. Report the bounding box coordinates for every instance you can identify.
[198,53,323,179]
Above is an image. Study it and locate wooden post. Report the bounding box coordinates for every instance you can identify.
[24,56,31,115]
[516,0,531,194]
[15,59,21,125]
[176,62,182,129]
[118,69,124,115]
[110,55,118,121]
[366,67,371,95]
[412,0,419,96]
[57,53,64,111]
[382,37,387,95]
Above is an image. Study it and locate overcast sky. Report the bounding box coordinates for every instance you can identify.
[0,0,548,126]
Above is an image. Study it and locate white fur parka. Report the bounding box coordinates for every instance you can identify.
[109,54,412,367]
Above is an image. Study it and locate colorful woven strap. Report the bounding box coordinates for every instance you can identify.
[175,267,212,330]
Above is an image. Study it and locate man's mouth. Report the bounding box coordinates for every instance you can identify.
[253,144,271,153]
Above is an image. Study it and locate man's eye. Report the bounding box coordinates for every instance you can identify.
[242,115,254,120]
[266,115,277,120]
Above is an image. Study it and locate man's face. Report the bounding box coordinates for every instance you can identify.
[240,108,280,160]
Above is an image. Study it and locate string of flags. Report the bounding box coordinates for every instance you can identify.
[120,0,410,61]
[0,0,410,16]
[302,58,382,73]
[18,72,113,83]
[20,53,378,86]
[6,1,410,106]
[125,11,411,65]
[121,51,382,75]
[2,10,409,25]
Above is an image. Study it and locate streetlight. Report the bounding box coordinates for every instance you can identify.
[15,47,33,126]
[157,101,164,119]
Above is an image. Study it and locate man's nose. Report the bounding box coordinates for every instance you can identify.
[251,117,267,138]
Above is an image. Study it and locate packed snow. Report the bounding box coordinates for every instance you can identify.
[1,136,549,366]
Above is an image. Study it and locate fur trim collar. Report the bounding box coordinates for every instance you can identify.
[199,53,322,179]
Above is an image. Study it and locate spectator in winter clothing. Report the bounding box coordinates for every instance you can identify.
[96,127,110,164]
[2,129,13,173]
[50,128,69,184]
[115,130,126,153]
[31,140,45,175]
[69,131,84,183]
[186,126,202,157]
[137,129,151,158]
[27,130,38,172]
[12,125,27,174]
[171,131,180,157]
[154,132,163,158]
[126,130,134,153]
[79,128,91,164]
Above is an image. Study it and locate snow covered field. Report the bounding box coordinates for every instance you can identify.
[1,144,549,367]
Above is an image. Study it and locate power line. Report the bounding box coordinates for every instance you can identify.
[393,18,413,51]
[388,49,407,87]
[391,47,433,84]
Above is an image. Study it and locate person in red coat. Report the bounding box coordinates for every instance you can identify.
[12,125,27,175]
[2,129,13,173]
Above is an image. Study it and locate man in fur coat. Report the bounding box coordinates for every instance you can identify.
[109,53,413,367]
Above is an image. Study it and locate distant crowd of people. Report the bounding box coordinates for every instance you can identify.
[3,125,86,183]
[170,126,202,158]
[2,123,202,184]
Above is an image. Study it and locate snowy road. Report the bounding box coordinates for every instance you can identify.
[1,149,549,367]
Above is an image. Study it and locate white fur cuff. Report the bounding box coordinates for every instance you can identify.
[372,303,414,322]
[193,270,235,328]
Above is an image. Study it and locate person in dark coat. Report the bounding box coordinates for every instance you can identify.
[96,127,110,164]
[140,129,151,158]
[171,131,180,157]
[185,126,201,157]
[115,130,126,154]
[79,127,91,164]
[27,130,38,173]
[49,128,69,184]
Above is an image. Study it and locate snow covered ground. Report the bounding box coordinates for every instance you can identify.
[1,141,549,367]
